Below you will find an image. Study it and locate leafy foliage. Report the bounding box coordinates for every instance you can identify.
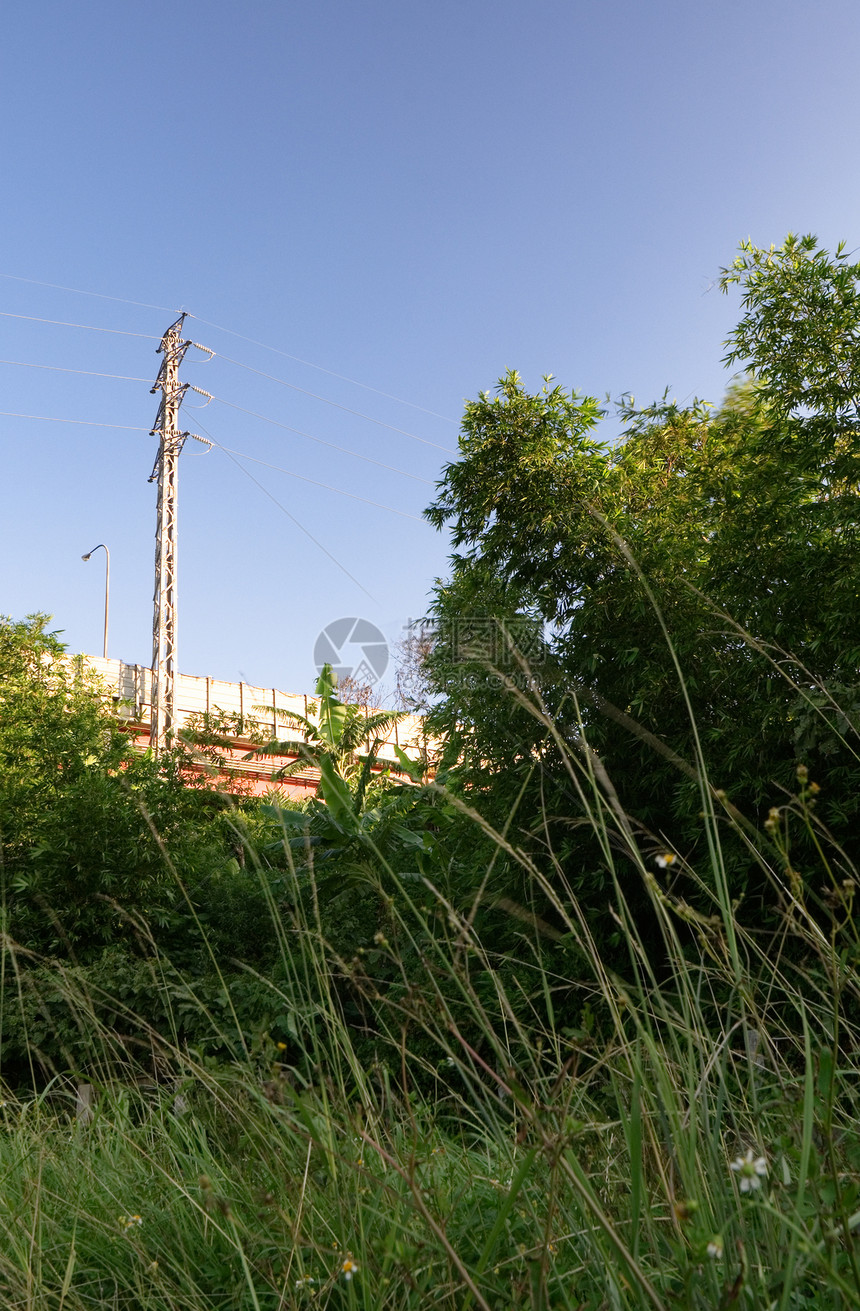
[0,615,207,953]
[175,706,268,795]
[0,616,290,1070]
[250,662,405,797]
[424,240,860,954]
[720,231,860,421]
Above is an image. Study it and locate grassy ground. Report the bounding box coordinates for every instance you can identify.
[1,726,859,1309]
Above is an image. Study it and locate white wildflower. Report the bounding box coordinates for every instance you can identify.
[730,1147,767,1192]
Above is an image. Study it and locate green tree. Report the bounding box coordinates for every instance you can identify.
[0,615,206,954]
[424,240,860,945]
[720,232,860,422]
[254,663,419,867]
[250,663,405,803]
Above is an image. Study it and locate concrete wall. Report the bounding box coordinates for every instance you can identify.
[81,656,431,797]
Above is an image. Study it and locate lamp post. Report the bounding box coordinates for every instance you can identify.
[81,544,110,659]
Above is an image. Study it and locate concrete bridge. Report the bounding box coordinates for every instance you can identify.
[83,656,430,797]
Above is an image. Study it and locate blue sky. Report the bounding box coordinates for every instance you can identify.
[2,0,859,695]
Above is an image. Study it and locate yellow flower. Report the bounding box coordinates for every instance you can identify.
[341,1255,359,1281]
[655,853,676,869]
[118,1214,142,1231]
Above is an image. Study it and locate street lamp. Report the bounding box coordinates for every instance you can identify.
[81,544,110,659]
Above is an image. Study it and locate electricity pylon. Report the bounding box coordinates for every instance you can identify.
[149,313,192,754]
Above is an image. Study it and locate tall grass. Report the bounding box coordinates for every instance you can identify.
[1,683,859,1309]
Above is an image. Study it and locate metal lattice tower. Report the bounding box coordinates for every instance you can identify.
[149,314,192,754]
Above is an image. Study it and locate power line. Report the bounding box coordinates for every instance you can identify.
[0,291,422,613]
[0,331,453,457]
[0,310,159,339]
[0,409,149,431]
[0,402,435,494]
[211,439,427,523]
[208,351,456,453]
[0,409,431,524]
[189,312,459,424]
[0,357,150,382]
[0,324,456,454]
[215,440,379,603]
[195,388,435,482]
[0,271,177,314]
[0,349,449,462]
[0,269,459,425]
[0,356,434,482]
